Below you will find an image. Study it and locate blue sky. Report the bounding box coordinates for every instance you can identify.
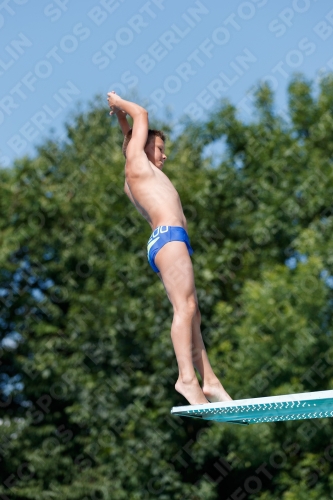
[1,0,333,167]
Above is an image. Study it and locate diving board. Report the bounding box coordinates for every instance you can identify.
[171,390,333,425]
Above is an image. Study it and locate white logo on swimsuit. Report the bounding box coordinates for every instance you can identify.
[147,236,160,253]
[147,227,168,254]
[147,226,169,253]
[151,226,169,238]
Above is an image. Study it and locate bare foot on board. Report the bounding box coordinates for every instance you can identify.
[202,380,232,403]
[175,377,209,405]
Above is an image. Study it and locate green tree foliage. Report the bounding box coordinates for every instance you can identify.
[1,76,333,499]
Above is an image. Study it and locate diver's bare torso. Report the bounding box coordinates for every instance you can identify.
[124,161,188,231]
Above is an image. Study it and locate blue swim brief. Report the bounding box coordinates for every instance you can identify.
[147,225,194,273]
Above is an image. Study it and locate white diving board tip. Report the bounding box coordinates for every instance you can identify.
[171,390,333,425]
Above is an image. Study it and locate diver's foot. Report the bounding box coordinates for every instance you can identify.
[175,377,209,405]
[202,380,233,403]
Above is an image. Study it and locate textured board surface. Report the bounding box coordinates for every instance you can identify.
[171,390,333,424]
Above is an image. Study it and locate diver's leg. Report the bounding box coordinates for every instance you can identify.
[157,255,232,403]
[155,241,208,405]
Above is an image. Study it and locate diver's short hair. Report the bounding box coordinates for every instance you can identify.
[122,129,166,158]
